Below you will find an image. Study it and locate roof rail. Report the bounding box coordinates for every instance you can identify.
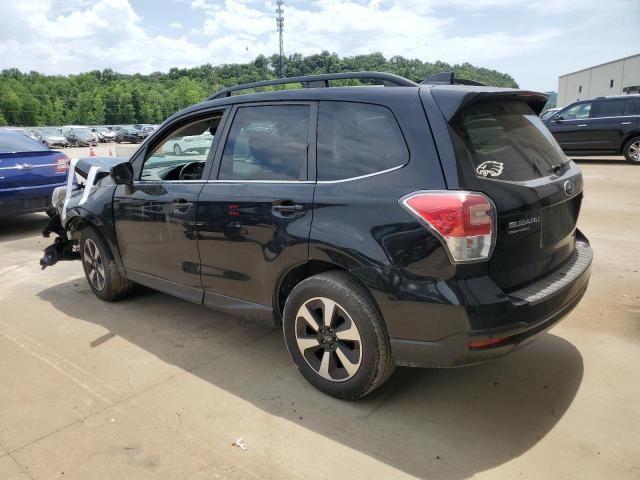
[206,71,419,100]
[421,71,487,86]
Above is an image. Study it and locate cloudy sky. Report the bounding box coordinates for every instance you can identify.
[0,0,638,91]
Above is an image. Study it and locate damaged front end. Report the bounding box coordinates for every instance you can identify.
[40,156,129,270]
[40,212,80,269]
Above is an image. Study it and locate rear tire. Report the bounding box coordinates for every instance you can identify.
[623,136,640,164]
[283,271,395,399]
[80,227,133,301]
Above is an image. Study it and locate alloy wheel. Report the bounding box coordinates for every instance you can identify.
[294,297,362,382]
[629,141,640,162]
[83,238,106,291]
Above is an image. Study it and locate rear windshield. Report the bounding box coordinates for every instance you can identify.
[0,133,49,154]
[450,100,568,182]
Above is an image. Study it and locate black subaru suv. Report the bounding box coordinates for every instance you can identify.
[543,94,640,163]
[40,72,592,399]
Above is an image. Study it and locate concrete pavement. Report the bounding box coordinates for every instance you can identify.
[0,160,638,479]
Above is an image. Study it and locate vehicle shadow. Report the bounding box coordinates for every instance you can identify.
[38,280,584,479]
[0,213,48,241]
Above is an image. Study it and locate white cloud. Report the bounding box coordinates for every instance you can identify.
[0,0,636,92]
[0,0,209,73]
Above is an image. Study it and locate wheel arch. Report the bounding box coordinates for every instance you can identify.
[621,131,640,153]
[274,259,383,327]
[65,208,125,272]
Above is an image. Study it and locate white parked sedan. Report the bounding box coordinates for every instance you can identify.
[165,132,214,156]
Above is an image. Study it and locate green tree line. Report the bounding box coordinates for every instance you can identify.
[0,51,518,127]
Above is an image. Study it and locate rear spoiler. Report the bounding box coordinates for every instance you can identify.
[428,87,549,120]
[421,72,487,86]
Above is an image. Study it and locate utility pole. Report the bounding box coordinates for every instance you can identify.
[276,0,284,78]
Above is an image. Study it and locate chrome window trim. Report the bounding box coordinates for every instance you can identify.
[316,164,405,184]
[207,179,314,184]
[136,179,314,184]
[136,179,208,184]
[589,114,640,120]
[134,164,404,185]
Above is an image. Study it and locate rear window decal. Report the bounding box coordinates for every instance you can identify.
[476,161,504,178]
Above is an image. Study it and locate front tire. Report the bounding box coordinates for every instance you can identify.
[283,271,395,399]
[80,227,132,301]
[623,136,640,164]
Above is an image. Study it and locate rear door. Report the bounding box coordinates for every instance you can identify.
[446,98,583,291]
[196,102,316,319]
[590,98,638,152]
[546,101,593,152]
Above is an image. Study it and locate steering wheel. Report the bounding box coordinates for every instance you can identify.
[179,162,204,180]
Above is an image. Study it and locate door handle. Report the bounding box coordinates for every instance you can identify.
[173,198,193,210]
[621,121,631,125]
[272,201,305,215]
[577,124,588,127]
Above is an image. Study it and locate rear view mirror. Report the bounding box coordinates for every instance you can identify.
[110,162,134,186]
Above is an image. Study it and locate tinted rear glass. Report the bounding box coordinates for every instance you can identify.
[219,105,310,181]
[450,100,567,182]
[0,133,49,154]
[594,99,629,117]
[317,102,408,181]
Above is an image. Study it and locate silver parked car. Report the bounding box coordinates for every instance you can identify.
[92,127,116,143]
[36,127,69,148]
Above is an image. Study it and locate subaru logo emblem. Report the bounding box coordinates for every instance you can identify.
[563,180,575,197]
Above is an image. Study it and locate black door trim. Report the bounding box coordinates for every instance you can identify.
[127,270,204,304]
[203,290,274,326]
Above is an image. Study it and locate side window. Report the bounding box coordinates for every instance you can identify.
[317,102,408,181]
[219,105,310,181]
[593,100,626,118]
[141,114,223,181]
[561,102,592,120]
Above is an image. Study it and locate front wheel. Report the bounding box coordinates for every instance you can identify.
[283,271,395,399]
[623,136,640,164]
[80,227,133,301]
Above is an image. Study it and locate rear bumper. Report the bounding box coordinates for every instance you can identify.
[370,235,593,368]
[0,183,66,215]
[391,278,588,368]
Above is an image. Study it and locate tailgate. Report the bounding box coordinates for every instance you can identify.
[437,93,583,291]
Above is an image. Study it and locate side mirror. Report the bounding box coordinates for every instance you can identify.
[110,162,134,186]
[553,115,565,122]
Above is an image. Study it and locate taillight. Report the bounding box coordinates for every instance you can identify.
[400,191,495,263]
[55,155,70,173]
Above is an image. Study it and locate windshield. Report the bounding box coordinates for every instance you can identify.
[450,99,569,182]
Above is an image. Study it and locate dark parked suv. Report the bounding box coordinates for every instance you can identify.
[40,72,592,399]
[543,95,640,163]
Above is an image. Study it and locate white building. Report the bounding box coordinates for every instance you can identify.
[557,54,640,107]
